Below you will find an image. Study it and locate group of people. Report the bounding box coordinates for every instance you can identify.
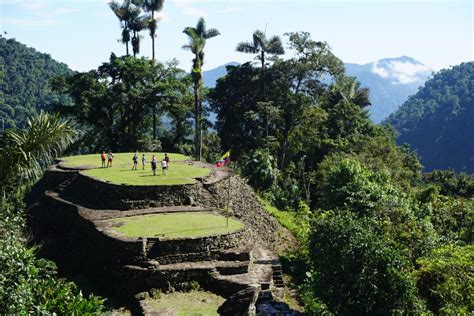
[100,151,170,176]
[100,150,114,168]
[133,153,169,176]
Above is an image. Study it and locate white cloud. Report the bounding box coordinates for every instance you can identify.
[371,62,390,78]
[371,60,432,84]
[173,0,207,16]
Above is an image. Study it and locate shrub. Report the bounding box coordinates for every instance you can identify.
[417,244,474,314]
[309,212,426,314]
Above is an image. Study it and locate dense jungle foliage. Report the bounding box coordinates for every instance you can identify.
[0,113,106,314]
[209,32,473,314]
[386,62,474,173]
[1,7,472,313]
[0,36,73,130]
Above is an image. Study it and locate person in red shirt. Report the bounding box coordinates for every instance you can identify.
[100,151,106,168]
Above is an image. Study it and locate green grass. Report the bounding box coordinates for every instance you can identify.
[257,196,302,239]
[61,152,210,185]
[111,212,244,238]
[145,291,225,315]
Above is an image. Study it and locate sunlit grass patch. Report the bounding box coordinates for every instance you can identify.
[110,212,244,238]
[61,152,210,185]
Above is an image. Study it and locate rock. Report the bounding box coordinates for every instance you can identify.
[134,291,149,300]
[217,286,259,316]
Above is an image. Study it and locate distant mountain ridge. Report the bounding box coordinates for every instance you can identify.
[386,62,473,173]
[203,56,432,123]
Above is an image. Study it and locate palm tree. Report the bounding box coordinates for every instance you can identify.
[332,76,371,108]
[133,0,165,61]
[0,112,75,202]
[236,30,285,68]
[109,0,137,56]
[130,13,148,56]
[182,17,220,161]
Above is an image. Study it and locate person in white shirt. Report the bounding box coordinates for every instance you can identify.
[161,159,167,175]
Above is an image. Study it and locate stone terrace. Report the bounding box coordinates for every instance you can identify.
[27,159,301,315]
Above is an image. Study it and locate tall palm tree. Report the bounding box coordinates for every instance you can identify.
[133,0,165,61]
[182,17,220,161]
[236,30,285,68]
[109,0,139,56]
[0,112,75,202]
[130,13,148,56]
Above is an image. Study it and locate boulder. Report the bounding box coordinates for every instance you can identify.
[217,286,259,316]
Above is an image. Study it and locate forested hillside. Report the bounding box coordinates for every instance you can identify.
[387,62,474,173]
[0,36,73,130]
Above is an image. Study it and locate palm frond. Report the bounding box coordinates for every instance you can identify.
[183,27,198,39]
[0,112,75,194]
[236,42,258,54]
[205,28,220,39]
[267,35,285,55]
[253,30,266,49]
[196,17,206,37]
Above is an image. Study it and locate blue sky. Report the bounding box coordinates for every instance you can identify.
[1,0,472,72]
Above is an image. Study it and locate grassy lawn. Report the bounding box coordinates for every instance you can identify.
[111,212,244,238]
[145,290,224,315]
[61,152,210,185]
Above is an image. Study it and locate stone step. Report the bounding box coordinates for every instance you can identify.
[146,260,250,276]
[216,261,250,275]
[217,247,252,262]
[151,247,251,265]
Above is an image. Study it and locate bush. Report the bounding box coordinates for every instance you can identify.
[0,199,105,314]
[417,244,474,314]
[309,212,425,314]
[423,169,474,198]
[240,149,279,192]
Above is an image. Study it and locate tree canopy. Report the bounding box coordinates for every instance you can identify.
[0,36,73,130]
[386,62,474,173]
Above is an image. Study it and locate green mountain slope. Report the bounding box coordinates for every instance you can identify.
[386,62,474,172]
[0,36,73,130]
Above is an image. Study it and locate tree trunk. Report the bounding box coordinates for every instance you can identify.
[151,10,155,61]
[199,97,203,161]
[261,51,265,68]
[152,106,157,140]
[193,82,201,161]
[126,41,129,56]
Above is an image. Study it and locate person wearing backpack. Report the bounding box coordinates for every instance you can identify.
[132,153,138,170]
[151,155,157,176]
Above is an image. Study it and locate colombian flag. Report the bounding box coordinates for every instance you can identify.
[216,150,231,167]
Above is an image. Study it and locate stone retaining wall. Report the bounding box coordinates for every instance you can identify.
[205,175,297,253]
[29,190,251,270]
[61,172,201,210]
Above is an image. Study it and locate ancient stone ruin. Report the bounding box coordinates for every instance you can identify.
[27,158,303,315]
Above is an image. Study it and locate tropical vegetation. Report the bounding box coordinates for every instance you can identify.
[0,113,105,314]
[1,0,472,313]
[386,62,474,172]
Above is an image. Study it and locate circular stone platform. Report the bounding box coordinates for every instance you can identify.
[110,212,244,239]
[60,152,211,185]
